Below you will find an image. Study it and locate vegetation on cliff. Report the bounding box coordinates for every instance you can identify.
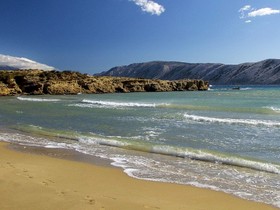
[0,70,209,96]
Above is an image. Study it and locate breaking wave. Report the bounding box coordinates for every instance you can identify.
[151,145,280,174]
[266,106,280,113]
[183,113,280,127]
[17,97,61,102]
[76,136,280,174]
[81,99,164,108]
[6,130,280,175]
[8,124,280,175]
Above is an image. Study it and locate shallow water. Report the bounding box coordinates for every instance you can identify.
[1,85,280,207]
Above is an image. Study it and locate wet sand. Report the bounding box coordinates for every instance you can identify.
[0,141,278,210]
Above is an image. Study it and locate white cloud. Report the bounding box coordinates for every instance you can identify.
[239,5,252,19]
[130,0,165,16]
[248,8,280,17]
[0,54,55,71]
[239,5,280,23]
[239,5,251,12]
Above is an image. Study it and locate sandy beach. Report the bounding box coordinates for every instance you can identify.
[0,141,277,210]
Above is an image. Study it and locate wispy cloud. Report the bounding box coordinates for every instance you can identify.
[239,5,280,23]
[0,54,55,70]
[238,5,252,19]
[248,8,280,17]
[130,0,165,16]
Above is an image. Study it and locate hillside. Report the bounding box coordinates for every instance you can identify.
[99,59,280,85]
[0,70,208,96]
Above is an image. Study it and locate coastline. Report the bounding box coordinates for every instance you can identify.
[0,69,209,96]
[0,141,278,210]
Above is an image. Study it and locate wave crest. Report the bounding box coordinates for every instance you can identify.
[17,97,61,102]
[151,145,280,174]
[77,133,280,175]
[183,113,280,127]
[81,99,158,108]
[265,106,280,113]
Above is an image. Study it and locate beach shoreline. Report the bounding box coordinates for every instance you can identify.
[0,141,278,210]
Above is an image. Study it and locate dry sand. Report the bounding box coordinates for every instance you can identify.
[0,141,278,210]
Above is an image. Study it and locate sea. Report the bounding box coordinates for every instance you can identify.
[0,85,280,208]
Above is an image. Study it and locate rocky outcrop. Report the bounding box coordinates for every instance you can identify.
[0,70,209,96]
[99,59,280,85]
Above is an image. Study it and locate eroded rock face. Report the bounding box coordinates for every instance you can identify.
[0,70,209,96]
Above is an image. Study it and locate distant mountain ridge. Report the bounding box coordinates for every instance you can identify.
[99,59,280,85]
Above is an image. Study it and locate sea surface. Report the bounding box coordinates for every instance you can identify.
[1,86,280,208]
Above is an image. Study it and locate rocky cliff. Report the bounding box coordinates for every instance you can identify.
[0,70,209,96]
[99,59,280,85]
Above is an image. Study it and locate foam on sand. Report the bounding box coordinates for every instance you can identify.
[1,142,276,210]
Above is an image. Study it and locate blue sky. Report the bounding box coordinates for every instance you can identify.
[1,0,280,73]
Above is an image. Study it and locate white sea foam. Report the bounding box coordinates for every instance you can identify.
[27,126,278,175]
[77,133,280,175]
[44,142,68,148]
[17,97,61,102]
[4,125,280,175]
[183,113,280,127]
[240,87,253,91]
[273,200,280,208]
[187,181,220,191]
[110,157,129,168]
[1,130,280,208]
[266,106,280,113]
[106,148,280,208]
[151,145,280,174]
[82,99,157,108]
[0,132,53,147]
[78,135,128,148]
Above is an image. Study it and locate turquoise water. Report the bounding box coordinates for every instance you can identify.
[0,86,280,207]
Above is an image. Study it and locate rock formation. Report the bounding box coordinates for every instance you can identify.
[0,70,209,96]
